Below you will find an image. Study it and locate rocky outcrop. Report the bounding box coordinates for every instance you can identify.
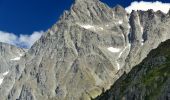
[95,39,170,100]
[125,9,170,73]
[0,0,170,100]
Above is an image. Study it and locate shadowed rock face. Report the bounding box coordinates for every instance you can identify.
[0,0,170,100]
[95,39,170,100]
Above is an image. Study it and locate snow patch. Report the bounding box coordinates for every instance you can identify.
[81,25,95,29]
[11,53,23,61]
[116,61,120,70]
[0,77,4,86]
[113,13,115,18]
[78,24,104,31]
[107,47,121,53]
[141,24,144,46]
[118,51,124,58]
[118,20,123,24]
[121,34,125,39]
[2,71,9,76]
[10,57,21,61]
[141,38,144,46]
[118,44,131,58]
[128,24,131,29]
[141,39,144,46]
[142,39,144,42]
[0,71,9,85]
[19,53,23,57]
[141,26,143,33]
[99,27,104,30]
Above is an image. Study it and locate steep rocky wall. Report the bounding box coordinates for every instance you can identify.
[95,39,170,100]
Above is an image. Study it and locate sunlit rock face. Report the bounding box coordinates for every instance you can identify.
[0,42,25,73]
[1,0,170,100]
[0,42,25,98]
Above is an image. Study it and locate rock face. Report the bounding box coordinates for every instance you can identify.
[0,0,170,100]
[0,42,25,98]
[0,42,25,73]
[95,39,170,100]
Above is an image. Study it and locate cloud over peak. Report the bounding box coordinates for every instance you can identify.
[126,1,170,13]
[0,31,43,48]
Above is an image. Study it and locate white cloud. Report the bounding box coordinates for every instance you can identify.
[0,31,43,48]
[126,1,170,13]
[0,31,17,45]
[18,31,44,48]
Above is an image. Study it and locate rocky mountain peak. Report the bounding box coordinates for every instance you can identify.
[113,5,126,14]
[67,0,114,24]
[74,0,98,3]
[130,10,138,17]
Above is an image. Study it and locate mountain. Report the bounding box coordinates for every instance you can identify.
[0,0,170,100]
[95,39,170,100]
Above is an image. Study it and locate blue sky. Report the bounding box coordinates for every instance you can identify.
[0,0,169,48]
[0,0,169,35]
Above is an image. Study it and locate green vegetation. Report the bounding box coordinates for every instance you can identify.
[142,63,169,100]
[95,40,170,100]
[120,40,170,99]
